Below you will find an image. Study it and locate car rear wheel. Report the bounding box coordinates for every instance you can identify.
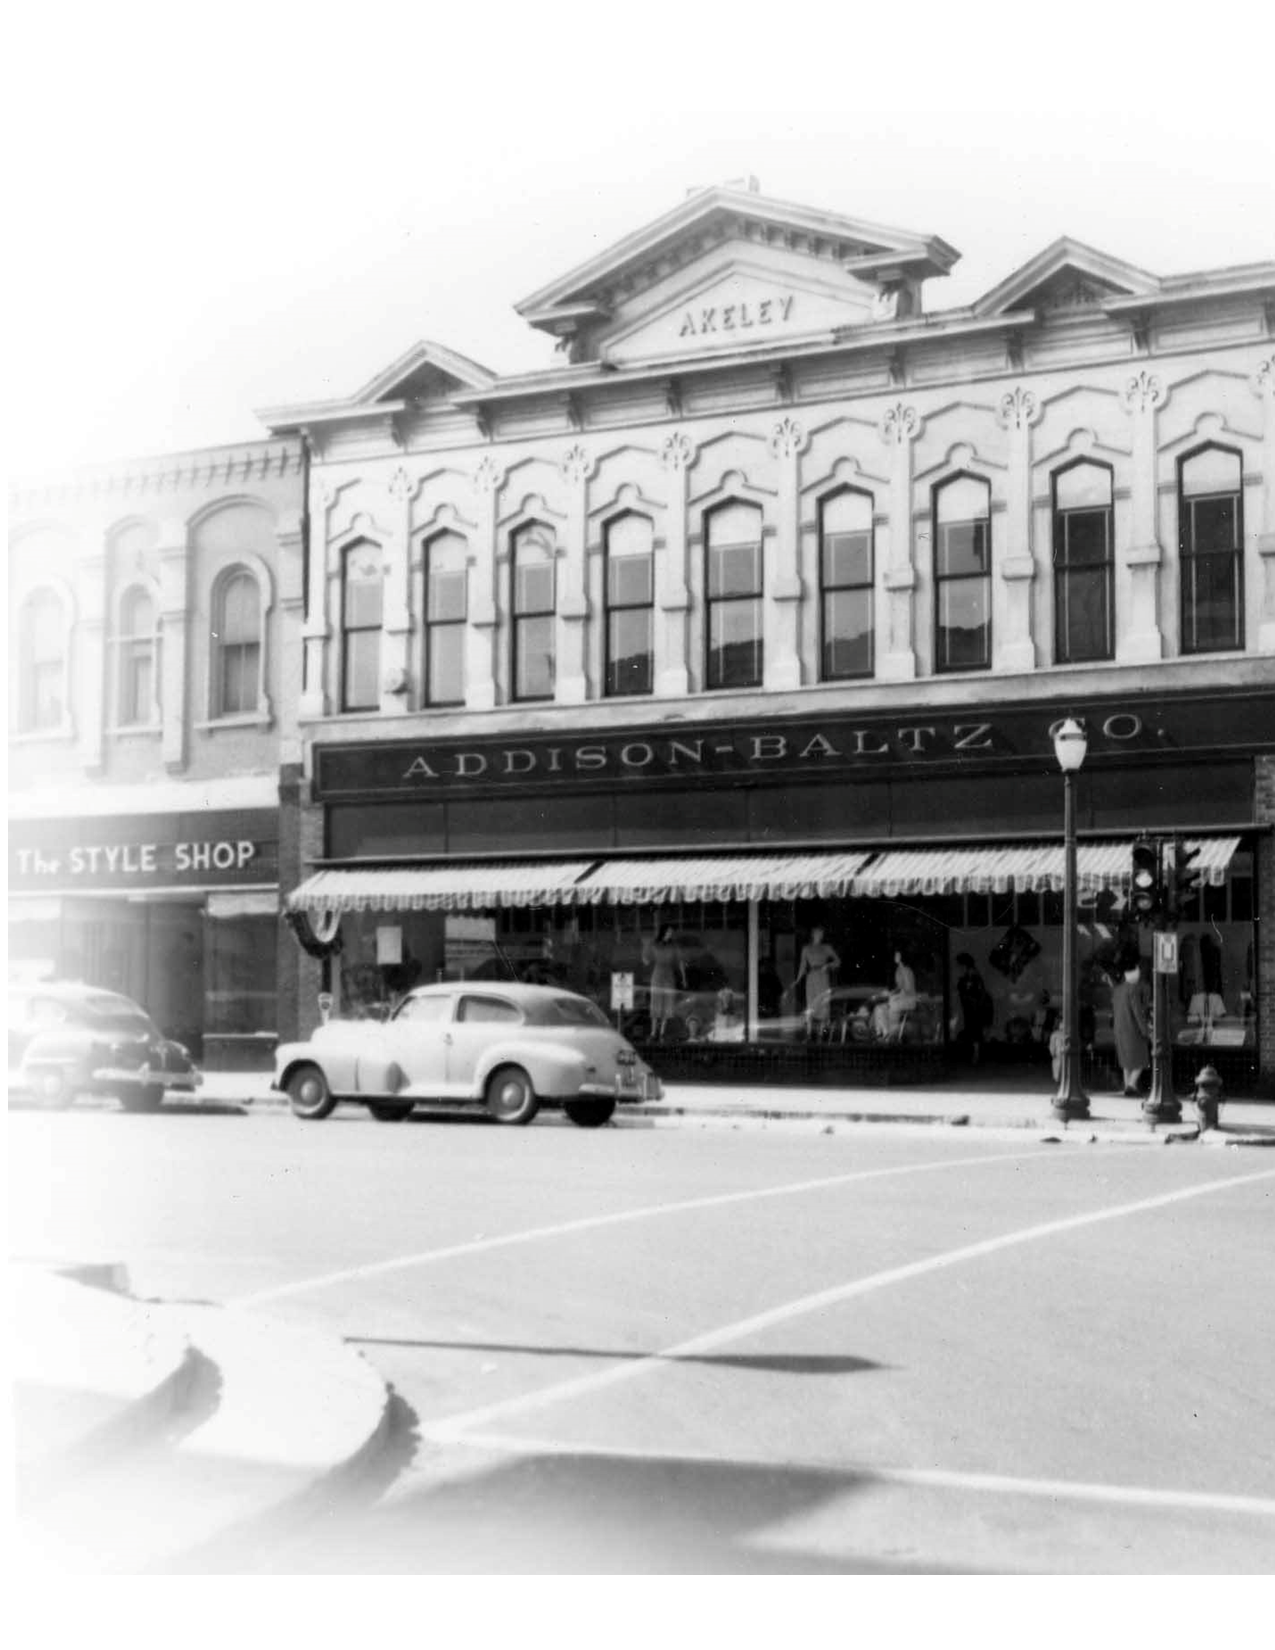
[485,1065,539,1126]
[564,1098,616,1128]
[119,1086,164,1113]
[287,1063,338,1121]
[367,1100,414,1122]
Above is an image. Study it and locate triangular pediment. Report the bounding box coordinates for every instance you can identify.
[354,340,497,405]
[517,186,959,362]
[975,237,1161,317]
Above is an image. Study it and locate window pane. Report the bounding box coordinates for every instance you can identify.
[344,630,380,710]
[515,614,554,699]
[221,641,260,714]
[936,475,989,524]
[1059,508,1109,568]
[708,540,761,598]
[1055,463,1111,510]
[29,594,63,664]
[120,587,154,637]
[31,664,62,728]
[707,598,762,688]
[1184,553,1241,652]
[515,559,555,616]
[822,531,872,588]
[1182,447,1241,498]
[821,490,873,536]
[1189,495,1238,557]
[937,581,991,669]
[346,568,383,628]
[122,646,154,723]
[707,501,763,547]
[606,608,653,696]
[936,518,990,579]
[1057,566,1110,661]
[428,623,465,704]
[823,589,872,678]
[608,548,653,607]
[427,534,468,620]
[220,573,260,643]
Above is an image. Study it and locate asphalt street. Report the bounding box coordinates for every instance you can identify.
[10,1102,1275,1573]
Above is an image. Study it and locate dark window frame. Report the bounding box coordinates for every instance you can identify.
[704,499,764,691]
[212,566,262,718]
[510,521,557,703]
[340,541,384,714]
[603,510,655,698]
[117,583,159,726]
[932,471,993,674]
[1052,458,1115,664]
[818,485,875,682]
[1178,442,1244,655]
[423,530,468,707]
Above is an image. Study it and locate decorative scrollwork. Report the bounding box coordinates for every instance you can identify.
[1121,370,1166,414]
[768,415,807,459]
[1250,355,1275,400]
[388,466,414,501]
[560,442,595,485]
[473,455,504,495]
[661,431,696,471]
[996,385,1041,431]
[878,401,920,446]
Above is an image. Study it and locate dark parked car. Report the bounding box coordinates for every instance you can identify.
[8,982,202,1110]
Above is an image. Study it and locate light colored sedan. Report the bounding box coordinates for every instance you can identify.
[272,982,662,1127]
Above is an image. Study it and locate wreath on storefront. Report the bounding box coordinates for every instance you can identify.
[285,908,344,958]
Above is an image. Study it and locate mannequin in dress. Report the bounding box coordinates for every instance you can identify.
[642,925,686,1039]
[795,926,841,1036]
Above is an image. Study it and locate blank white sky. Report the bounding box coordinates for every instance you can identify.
[6,1,1274,478]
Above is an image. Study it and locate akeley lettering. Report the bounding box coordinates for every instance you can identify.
[304,692,1275,800]
[679,295,795,338]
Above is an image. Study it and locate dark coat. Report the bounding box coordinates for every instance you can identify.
[1112,975,1150,1070]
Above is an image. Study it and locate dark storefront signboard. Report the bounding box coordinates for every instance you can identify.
[312,688,1275,802]
[8,809,279,893]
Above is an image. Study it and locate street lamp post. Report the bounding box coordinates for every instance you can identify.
[1052,718,1091,1122]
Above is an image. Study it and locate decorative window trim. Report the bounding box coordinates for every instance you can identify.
[817,484,876,683]
[111,576,163,731]
[704,497,765,691]
[422,528,469,709]
[206,555,274,722]
[1051,458,1115,665]
[602,510,655,698]
[932,471,993,675]
[510,519,558,703]
[339,537,385,714]
[11,576,76,738]
[1177,442,1245,656]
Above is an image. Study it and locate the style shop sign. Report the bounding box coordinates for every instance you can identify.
[313,689,1275,800]
[8,811,278,891]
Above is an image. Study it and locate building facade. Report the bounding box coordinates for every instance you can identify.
[264,186,1275,1093]
[7,439,305,1067]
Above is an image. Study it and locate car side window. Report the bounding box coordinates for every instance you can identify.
[457,995,522,1025]
[393,995,453,1023]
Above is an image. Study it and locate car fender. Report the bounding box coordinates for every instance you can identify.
[470,1038,590,1099]
[275,1039,359,1095]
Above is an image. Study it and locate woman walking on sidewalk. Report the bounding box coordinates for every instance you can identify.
[1112,963,1150,1095]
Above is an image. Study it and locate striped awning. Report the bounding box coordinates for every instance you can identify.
[849,837,1240,899]
[572,850,875,906]
[286,861,597,913]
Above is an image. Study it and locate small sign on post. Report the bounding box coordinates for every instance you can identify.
[1154,931,1179,974]
[317,992,334,1024]
[610,972,635,1011]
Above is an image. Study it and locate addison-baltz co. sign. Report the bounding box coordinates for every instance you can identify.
[311,692,1273,800]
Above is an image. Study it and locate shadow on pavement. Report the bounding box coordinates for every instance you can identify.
[347,1334,885,1378]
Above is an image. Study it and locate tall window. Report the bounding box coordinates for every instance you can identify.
[213,569,261,716]
[1052,461,1113,663]
[511,523,556,701]
[706,501,763,689]
[341,543,383,712]
[425,532,468,706]
[117,586,159,725]
[1179,445,1243,654]
[933,474,992,671]
[19,590,66,732]
[819,488,874,680]
[604,513,654,696]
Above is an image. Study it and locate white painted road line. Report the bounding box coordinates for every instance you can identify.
[423,1165,1275,1443]
[431,1432,1275,1521]
[231,1144,1048,1307]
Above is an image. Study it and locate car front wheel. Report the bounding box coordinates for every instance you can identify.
[287,1064,338,1121]
[564,1098,616,1128]
[485,1065,539,1126]
[30,1068,75,1110]
[119,1086,164,1113]
[367,1100,414,1122]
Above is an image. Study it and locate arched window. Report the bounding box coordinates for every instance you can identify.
[819,488,874,680]
[19,589,66,732]
[933,474,992,672]
[1179,445,1243,654]
[604,513,654,697]
[705,501,763,689]
[341,542,384,712]
[425,531,468,706]
[511,523,556,702]
[211,569,262,717]
[117,585,159,725]
[1052,461,1113,663]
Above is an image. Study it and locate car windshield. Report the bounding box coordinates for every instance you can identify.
[544,995,612,1028]
[79,993,156,1032]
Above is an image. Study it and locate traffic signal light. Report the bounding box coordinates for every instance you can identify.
[1164,839,1200,922]
[1130,836,1162,922]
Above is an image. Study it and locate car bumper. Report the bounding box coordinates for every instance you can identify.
[579,1073,663,1102]
[92,1064,203,1091]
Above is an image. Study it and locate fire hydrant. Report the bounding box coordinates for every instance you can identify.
[1193,1064,1223,1132]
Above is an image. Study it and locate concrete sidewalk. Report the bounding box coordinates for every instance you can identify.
[197,1067,1274,1142]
